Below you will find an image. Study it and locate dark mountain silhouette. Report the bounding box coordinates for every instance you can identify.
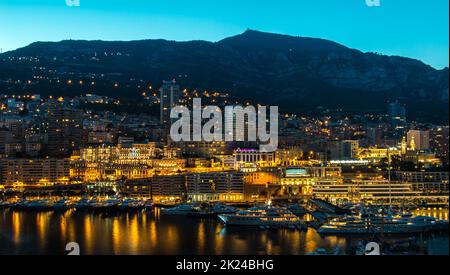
[0,30,448,122]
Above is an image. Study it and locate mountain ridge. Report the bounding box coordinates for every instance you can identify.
[6,30,445,68]
[0,30,448,123]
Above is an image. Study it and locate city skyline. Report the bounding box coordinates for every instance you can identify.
[0,0,449,69]
[0,0,448,258]
[1,74,449,256]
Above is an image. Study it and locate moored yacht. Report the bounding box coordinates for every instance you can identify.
[218,206,306,229]
[318,214,449,235]
[188,203,239,217]
[212,203,238,214]
[161,203,198,215]
[91,198,121,213]
[74,197,97,211]
[0,200,12,209]
[119,199,146,212]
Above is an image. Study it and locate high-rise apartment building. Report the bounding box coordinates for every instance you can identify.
[0,158,70,185]
[388,101,407,137]
[327,140,359,160]
[430,126,449,159]
[159,80,181,126]
[47,102,83,157]
[186,172,244,202]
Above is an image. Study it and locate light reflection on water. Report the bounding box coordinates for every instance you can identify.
[0,208,448,255]
[413,208,449,221]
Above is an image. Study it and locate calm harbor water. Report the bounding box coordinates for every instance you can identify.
[0,208,448,255]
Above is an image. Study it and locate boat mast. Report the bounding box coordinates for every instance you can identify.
[388,149,392,207]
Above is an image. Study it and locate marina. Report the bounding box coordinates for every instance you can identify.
[0,197,448,255]
[4,197,152,213]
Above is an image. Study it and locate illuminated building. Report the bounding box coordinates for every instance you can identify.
[116,142,157,165]
[356,147,401,162]
[72,143,185,181]
[1,158,70,186]
[366,126,389,147]
[79,144,116,163]
[430,126,449,160]
[327,140,359,160]
[118,136,134,144]
[403,150,442,165]
[407,130,430,150]
[177,141,232,158]
[152,159,186,170]
[151,174,186,202]
[313,179,420,205]
[163,145,182,159]
[122,178,151,198]
[243,170,280,201]
[395,171,449,183]
[388,101,407,137]
[70,162,153,182]
[79,142,157,165]
[279,167,342,197]
[186,172,244,202]
[401,137,407,154]
[395,171,449,203]
[275,147,304,166]
[47,102,83,157]
[305,166,342,178]
[186,158,211,168]
[123,175,186,202]
[244,171,280,185]
[75,144,144,181]
[234,148,276,170]
[213,154,235,168]
[87,131,116,144]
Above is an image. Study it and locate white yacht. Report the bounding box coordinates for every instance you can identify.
[119,199,146,211]
[318,214,449,235]
[218,206,305,229]
[91,198,121,212]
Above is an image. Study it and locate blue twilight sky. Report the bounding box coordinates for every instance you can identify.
[0,0,448,69]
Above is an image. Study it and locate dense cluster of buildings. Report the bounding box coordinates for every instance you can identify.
[0,81,448,206]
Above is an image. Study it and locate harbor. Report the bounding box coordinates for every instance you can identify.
[0,197,448,255]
